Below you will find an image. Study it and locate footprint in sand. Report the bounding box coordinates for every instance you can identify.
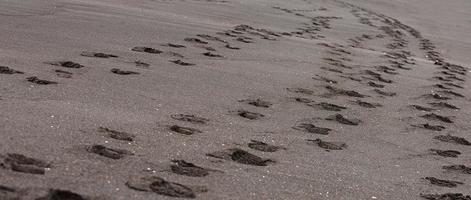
[170,160,214,177]
[433,135,470,145]
[239,98,272,108]
[421,113,453,123]
[0,66,24,74]
[54,69,73,78]
[46,61,84,69]
[307,139,347,151]
[126,176,204,198]
[206,148,274,166]
[424,177,463,188]
[184,38,208,44]
[429,102,459,110]
[430,149,461,158]
[287,87,315,95]
[0,153,52,175]
[420,193,471,200]
[170,60,195,66]
[80,51,118,58]
[410,105,435,112]
[353,100,382,108]
[162,43,186,48]
[169,125,202,135]
[26,77,57,85]
[325,114,361,126]
[111,68,139,75]
[135,61,150,68]
[374,89,396,97]
[248,140,286,152]
[131,47,162,54]
[98,127,136,142]
[87,144,133,159]
[412,123,445,131]
[236,110,264,120]
[202,52,223,58]
[293,123,331,135]
[225,44,240,50]
[171,114,209,125]
[442,165,471,175]
[310,102,347,111]
[325,86,366,97]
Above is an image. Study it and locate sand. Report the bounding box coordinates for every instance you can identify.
[1,0,470,199]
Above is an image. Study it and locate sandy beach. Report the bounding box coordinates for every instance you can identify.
[1,0,470,199]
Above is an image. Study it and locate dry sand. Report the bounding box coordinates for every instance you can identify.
[1,0,471,199]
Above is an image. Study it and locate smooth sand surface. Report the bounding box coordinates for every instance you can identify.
[1,0,470,199]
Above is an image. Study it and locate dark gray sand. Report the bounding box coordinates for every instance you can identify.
[1,0,470,199]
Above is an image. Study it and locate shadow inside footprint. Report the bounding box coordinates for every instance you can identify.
[111,68,139,75]
[169,125,202,135]
[162,43,186,48]
[421,113,453,123]
[307,139,347,150]
[80,51,118,58]
[36,189,90,200]
[287,87,314,95]
[420,193,471,200]
[236,110,264,120]
[87,145,133,159]
[126,176,197,198]
[354,100,381,108]
[132,47,162,54]
[239,99,272,108]
[55,70,72,78]
[293,123,331,135]
[442,165,471,174]
[202,52,223,58]
[412,123,445,131]
[429,102,459,110]
[374,89,396,97]
[434,135,470,145]
[98,127,135,142]
[311,102,346,111]
[170,160,210,177]
[206,148,273,166]
[1,153,51,175]
[325,86,366,97]
[326,114,360,125]
[430,149,460,158]
[248,140,285,152]
[170,60,195,66]
[0,66,24,74]
[424,177,463,188]
[410,105,435,112]
[46,61,84,69]
[26,77,57,85]
[184,38,208,44]
[171,114,209,124]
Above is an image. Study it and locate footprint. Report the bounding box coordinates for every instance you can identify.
[131,47,162,54]
[1,153,51,175]
[37,189,91,200]
[0,66,24,74]
[26,77,57,85]
[111,68,139,75]
[87,144,133,159]
[98,127,135,142]
[424,177,463,188]
[171,114,209,125]
[421,93,451,100]
[368,81,385,88]
[293,123,331,135]
[206,148,274,166]
[55,69,72,78]
[236,110,264,120]
[293,97,314,103]
[430,149,461,158]
[354,100,381,108]
[325,114,360,125]
[170,160,211,177]
[420,193,471,200]
[46,61,84,68]
[429,102,459,110]
[438,90,465,98]
[434,135,470,145]
[311,102,346,111]
[410,105,435,112]
[444,82,464,89]
[225,44,240,50]
[169,125,202,135]
[421,113,453,123]
[135,61,150,68]
[239,99,272,108]
[374,89,396,96]
[80,51,118,58]
[202,52,223,58]
[235,37,253,43]
[0,185,23,200]
[170,60,195,66]
[442,165,471,174]
[412,123,445,131]
[325,86,366,97]
[126,176,197,198]
[287,87,314,95]
[248,140,285,152]
[184,38,208,44]
[196,34,227,43]
[307,139,347,150]
[162,43,186,48]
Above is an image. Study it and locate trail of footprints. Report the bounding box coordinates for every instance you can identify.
[1,1,470,199]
